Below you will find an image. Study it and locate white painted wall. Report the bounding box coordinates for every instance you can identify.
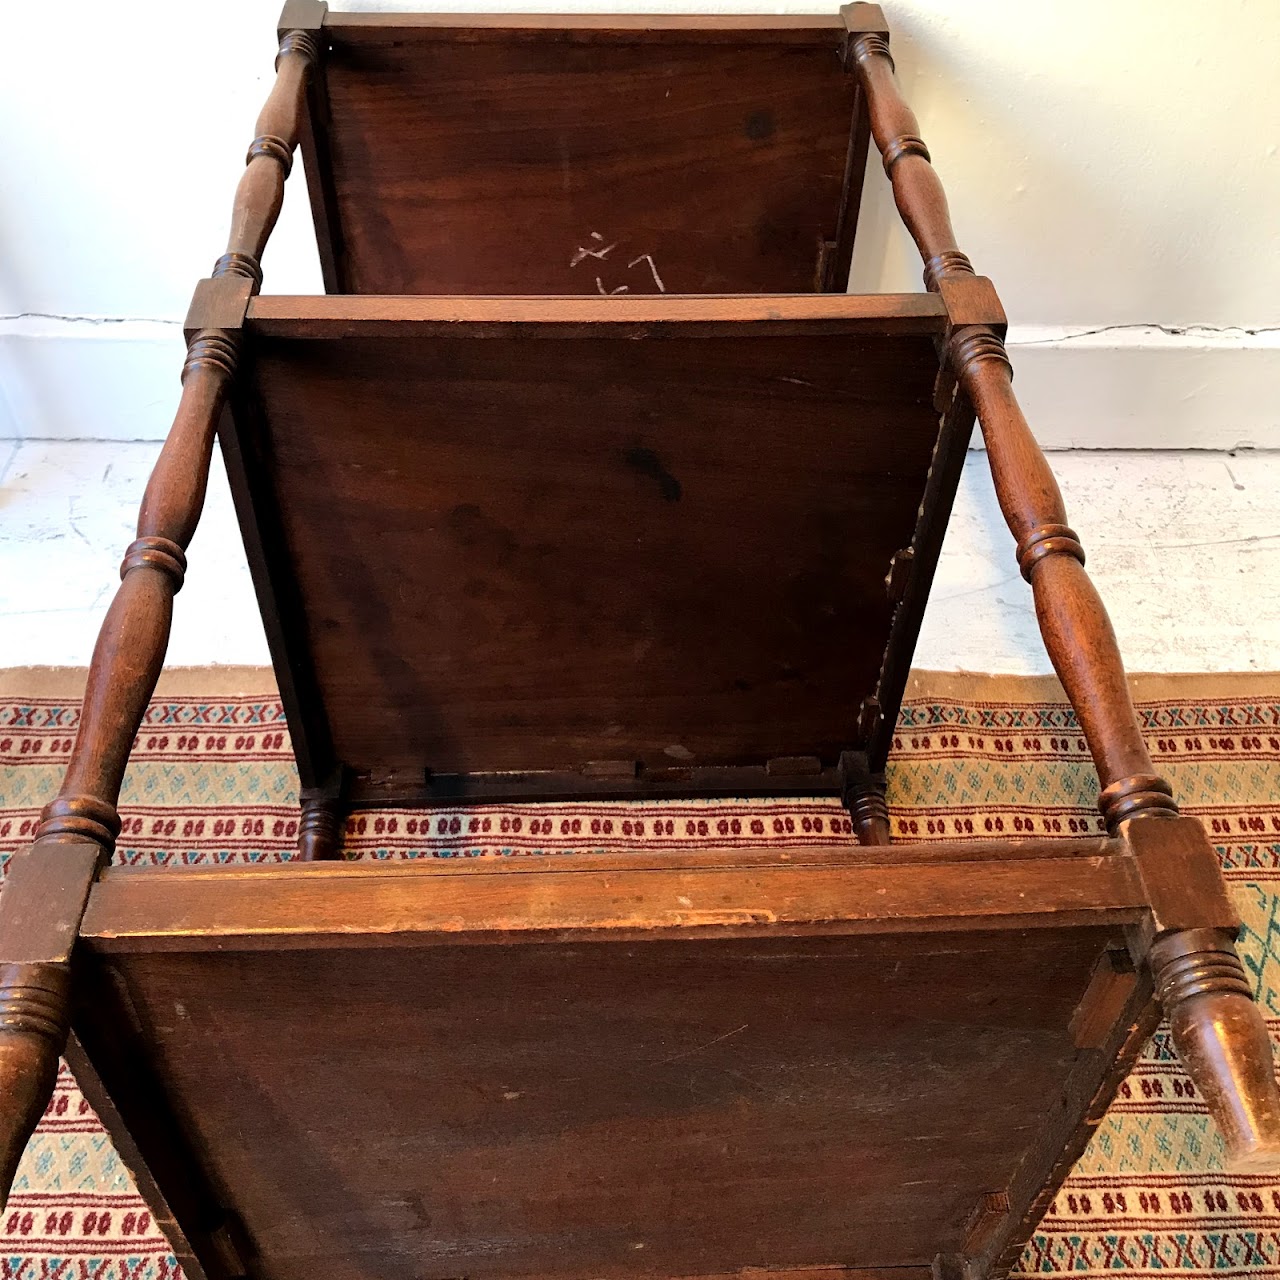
[1,0,1277,447]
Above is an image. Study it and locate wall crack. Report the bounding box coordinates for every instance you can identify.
[0,312,179,326]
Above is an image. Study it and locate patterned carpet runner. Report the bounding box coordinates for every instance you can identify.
[1,666,1278,1278]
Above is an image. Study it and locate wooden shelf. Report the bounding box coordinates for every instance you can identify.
[299,10,873,294]
[217,291,966,796]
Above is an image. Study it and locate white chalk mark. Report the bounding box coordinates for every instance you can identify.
[629,254,666,293]
[596,277,629,296]
[570,236,618,268]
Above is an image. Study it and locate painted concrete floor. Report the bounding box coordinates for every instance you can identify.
[0,440,1277,674]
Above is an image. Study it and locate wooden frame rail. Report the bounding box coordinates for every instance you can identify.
[843,0,1280,1170]
[74,834,1146,951]
[0,11,325,1206]
[32,20,321,865]
[8,821,1255,1279]
[2,0,1278,1257]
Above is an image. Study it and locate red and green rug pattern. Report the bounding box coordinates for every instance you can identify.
[1,668,1279,1278]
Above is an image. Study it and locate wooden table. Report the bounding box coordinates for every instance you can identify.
[2,6,1277,1279]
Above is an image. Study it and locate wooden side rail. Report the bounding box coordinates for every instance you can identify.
[0,844,99,1206]
[845,14,1165,828]
[33,20,320,859]
[843,1,1280,1173]
[214,25,322,288]
[32,324,240,855]
[949,331,1176,830]
[843,13,1171,829]
[0,22,322,1210]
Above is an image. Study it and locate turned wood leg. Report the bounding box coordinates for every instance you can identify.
[1150,928,1280,1169]
[33,329,239,861]
[7,21,324,1210]
[0,842,99,1208]
[847,13,1280,1173]
[850,776,891,846]
[213,27,320,287]
[840,753,891,845]
[297,794,346,861]
[0,963,69,1206]
[297,768,349,861]
[34,25,319,864]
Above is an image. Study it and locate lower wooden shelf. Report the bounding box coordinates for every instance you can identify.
[66,835,1156,1280]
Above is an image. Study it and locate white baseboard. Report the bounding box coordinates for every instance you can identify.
[1004,324,1280,451]
[0,318,183,442]
[2,316,1277,450]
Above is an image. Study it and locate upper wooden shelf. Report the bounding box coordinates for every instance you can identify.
[297,10,872,294]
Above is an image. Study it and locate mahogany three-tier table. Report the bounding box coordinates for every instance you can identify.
[2,6,1278,1280]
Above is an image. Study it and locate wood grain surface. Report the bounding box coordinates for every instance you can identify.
[304,17,863,294]
[74,923,1126,1280]
[224,297,951,792]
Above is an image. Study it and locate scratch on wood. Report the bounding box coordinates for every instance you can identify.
[661,1023,749,1065]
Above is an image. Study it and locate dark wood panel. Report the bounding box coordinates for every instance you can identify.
[869,380,977,770]
[218,401,335,790]
[226,304,949,786]
[311,26,860,294]
[62,1031,218,1280]
[343,759,851,807]
[76,925,1122,1280]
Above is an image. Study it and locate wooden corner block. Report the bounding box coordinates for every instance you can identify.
[1069,949,1139,1049]
[962,1190,1012,1259]
[277,0,327,39]
[0,843,100,965]
[840,3,890,37]
[1123,815,1239,939]
[938,275,1008,337]
[183,276,253,342]
[0,843,99,1207]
